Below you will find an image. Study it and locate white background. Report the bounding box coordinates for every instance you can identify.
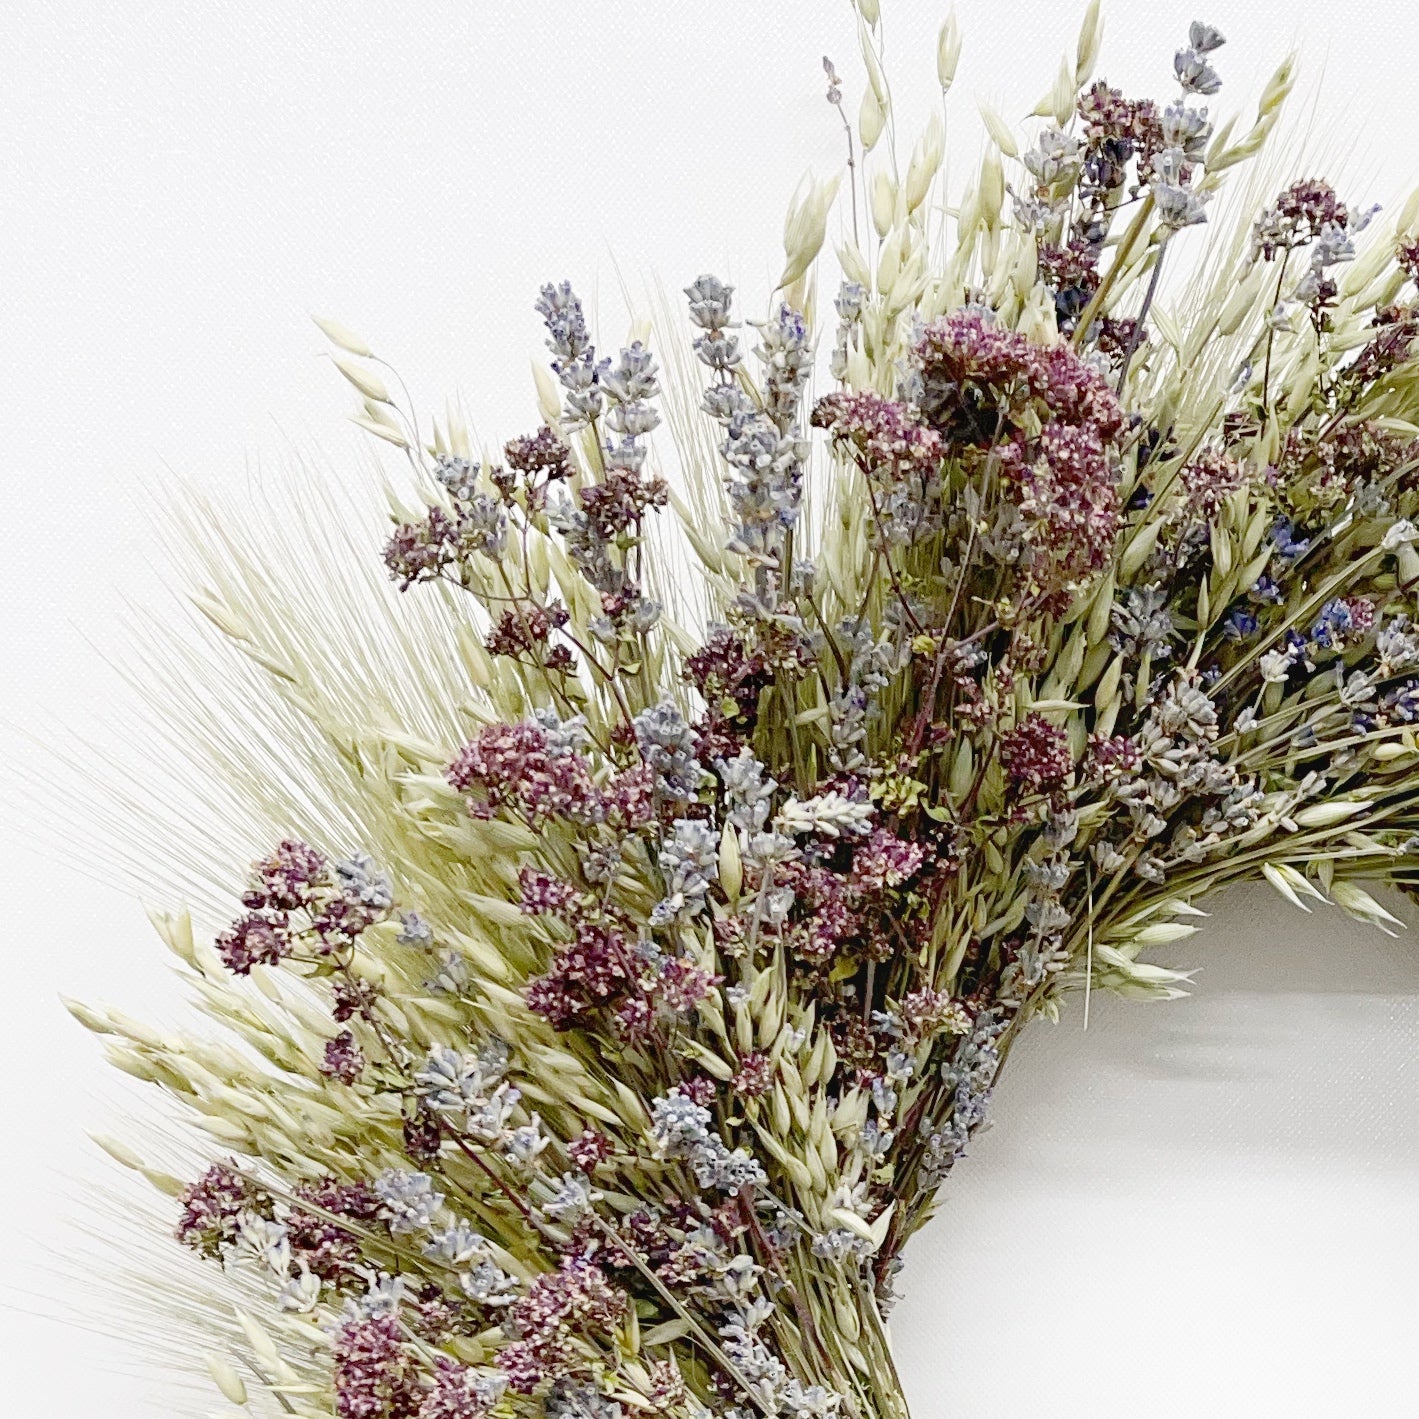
[3,2,1418,1414]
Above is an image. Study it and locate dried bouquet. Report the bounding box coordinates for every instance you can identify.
[68,5,1419,1417]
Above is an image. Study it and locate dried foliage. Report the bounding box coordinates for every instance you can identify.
[67,7,1419,1417]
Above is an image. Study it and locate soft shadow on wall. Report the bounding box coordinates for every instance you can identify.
[891,883,1419,1417]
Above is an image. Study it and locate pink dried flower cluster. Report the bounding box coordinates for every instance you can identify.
[174,1162,257,1259]
[523,914,636,1029]
[216,840,391,975]
[521,879,718,1036]
[286,1178,383,1282]
[1087,732,1144,780]
[683,625,771,755]
[579,467,670,541]
[384,504,504,591]
[419,1359,502,1419]
[731,1050,776,1097]
[732,822,932,968]
[916,310,1125,443]
[810,390,944,485]
[333,1315,420,1419]
[1253,178,1350,259]
[997,420,1121,589]
[498,1258,628,1394]
[897,987,972,1040]
[849,828,927,893]
[567,1128,613,1171]
[998,713,1073,790]
[1181,448,1252,518]
[447,722,601,826]
[913,312,1125,600]
[1077,82,1164,161]
[503,425,573,490]
[322,1028,366,1084]
[448,723,660,833]
[484,601,572,667]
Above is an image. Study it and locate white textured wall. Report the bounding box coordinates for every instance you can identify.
[3,2,1417,1414]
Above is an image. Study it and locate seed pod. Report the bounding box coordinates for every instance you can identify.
[1397,541,1419,588]
[1258,53,1297,118]
[978,150,1005,225]
[1119,520,1163,579]
[1076,637,1112,693]
[682,1041,734,1081]
[532,359,563,425]
[1086,570,1116,643]
[1131,922,1201,947]
[735,1001,755,1055]
[870,172,898,242]
[91,1133,145,1170]
[352,405,413,441]
[978,103,1018,160]
[937,11,962,90]
[803,1141,828,1193]
[1075,0,1103,86]
[948,737,974,800]
[815,1111,837,1174]
[312,314,372,357]
[1294,799,1371,827]
[1209,523,1232,579]
[1218,265,1265,335]
[718,824,743,901]
[1240,504,1270,561]
[1050,57,1077,126]
[905,113,946,212]
[1041,627,1087,699]
[1397,185,1419,236]
[876,223,904,294]
[954,183,979,246]
[1339,224,1395,300]
[331,355,390,404]
[779,173,841,289]
[1331,880,1405,930]
[1286,349,1318,417]
[1094,654,1123,711]
[1094,694,1121,739]
[205,1355,248,1406]
[149,909,197,965]
[839,242,871,288]
[834,1290,863,1341]
[979,223,1001,278]
[142,1167,187,1197]
[756,1127,814,1189]
[771,1082,792,1136]
[1010,237,1039,302]
[859,85,888,152]
[860,29,888,103]
[757,988,784,1047]
[1374,266,1407,309]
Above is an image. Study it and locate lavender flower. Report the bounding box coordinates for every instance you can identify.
[374,1170,443,1235]
[634,701,706,801]
[651,819,720,924]
[649,1091,766,1194]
